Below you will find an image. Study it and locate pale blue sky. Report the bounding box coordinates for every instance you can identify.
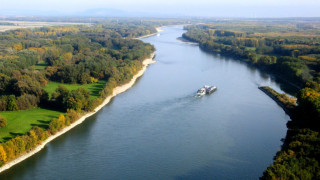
[2,0,320,17]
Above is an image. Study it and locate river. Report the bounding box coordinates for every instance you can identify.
[0,26,294,180]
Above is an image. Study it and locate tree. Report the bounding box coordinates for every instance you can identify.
[0,115,7,128]
[0,145,7,165]
[57,114,66,127]
[51,85,69,109]
[0,73,10,92]
[248,52,258,64]
[66,109,79,123]
[258,55,277,65]
[12,76,43,97]
[0,96,8,111]
[13,43,23,51]
[12,136,25,155]
[31,126,48,141]
[7,95,18,111]
[3,141,15,161]
[62,52,73,64]
[49,114,66,134]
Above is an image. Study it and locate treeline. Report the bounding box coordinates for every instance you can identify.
[99,22,157,38]
[0,23,155,112]
[0,22,15,26]
[183,23,320,179]
[260,86,320,179]
[183,25,320,85]
[261,129,320,179]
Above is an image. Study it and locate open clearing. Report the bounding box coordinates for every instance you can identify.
[44,80,107,100]
[0,108,63,142]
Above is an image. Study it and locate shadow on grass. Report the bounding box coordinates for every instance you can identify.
[10,132,24,136]
[31,119,51,129]
[2,132,25,141]
[38,104,64,112]
[45,115,58,119]
[31,124,49,129]
[2,137,13,142]
[38,120,51,124]
[36,63,48,66]
[88,82,106,97]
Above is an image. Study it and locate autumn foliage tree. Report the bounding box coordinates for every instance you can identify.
[12,43,23,51]
[49,114,66,134]
[0,145,7,166]
[0,115,7,128]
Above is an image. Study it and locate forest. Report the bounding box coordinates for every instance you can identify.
[183,22,320,179]
[0,20,157,166]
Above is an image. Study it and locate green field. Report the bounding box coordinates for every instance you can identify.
[0,108,63,142]
[44,80,107,100]
[245,47,256,51]
[33,61,49,70]
[0,80,107,142]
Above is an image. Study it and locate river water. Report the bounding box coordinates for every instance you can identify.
[1,26,294,180]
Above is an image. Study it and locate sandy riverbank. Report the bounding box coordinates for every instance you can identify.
[156,27,164,32]
[0,53,156,173]
[134,27,163,39]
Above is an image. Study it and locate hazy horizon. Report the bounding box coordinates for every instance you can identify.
[1,0,320,18]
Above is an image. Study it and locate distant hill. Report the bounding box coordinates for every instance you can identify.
[79,8,131,17]
[0,8,183,18]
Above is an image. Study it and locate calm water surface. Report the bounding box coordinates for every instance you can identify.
[1,26,294,180]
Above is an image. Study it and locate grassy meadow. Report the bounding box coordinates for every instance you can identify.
[0,108,63,142]
[44,80,107,100]
[0,80,107,142]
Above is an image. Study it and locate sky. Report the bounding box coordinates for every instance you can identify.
[1,0,320,17]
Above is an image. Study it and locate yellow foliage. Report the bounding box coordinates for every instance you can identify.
[28,47,38,51]
[47,27,79,34]
[35,32,45,36]
[28,47,46,57]
[282,44,311,49]
[208,29,216,36]
[13,43,23,51]
[0,145,7,163]
[29,130,38,145]
[0,55,19,60]
[287,150,295,156]
[298,56,317,61]
[14,32,26,38]
[99,48,105,53]
[58,114,66,124]
[62,52,73,62]
[45,32,56,36]
[90,77,98,83]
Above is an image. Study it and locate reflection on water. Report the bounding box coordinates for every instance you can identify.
[0,26,294,180]
[198,48,299,96]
